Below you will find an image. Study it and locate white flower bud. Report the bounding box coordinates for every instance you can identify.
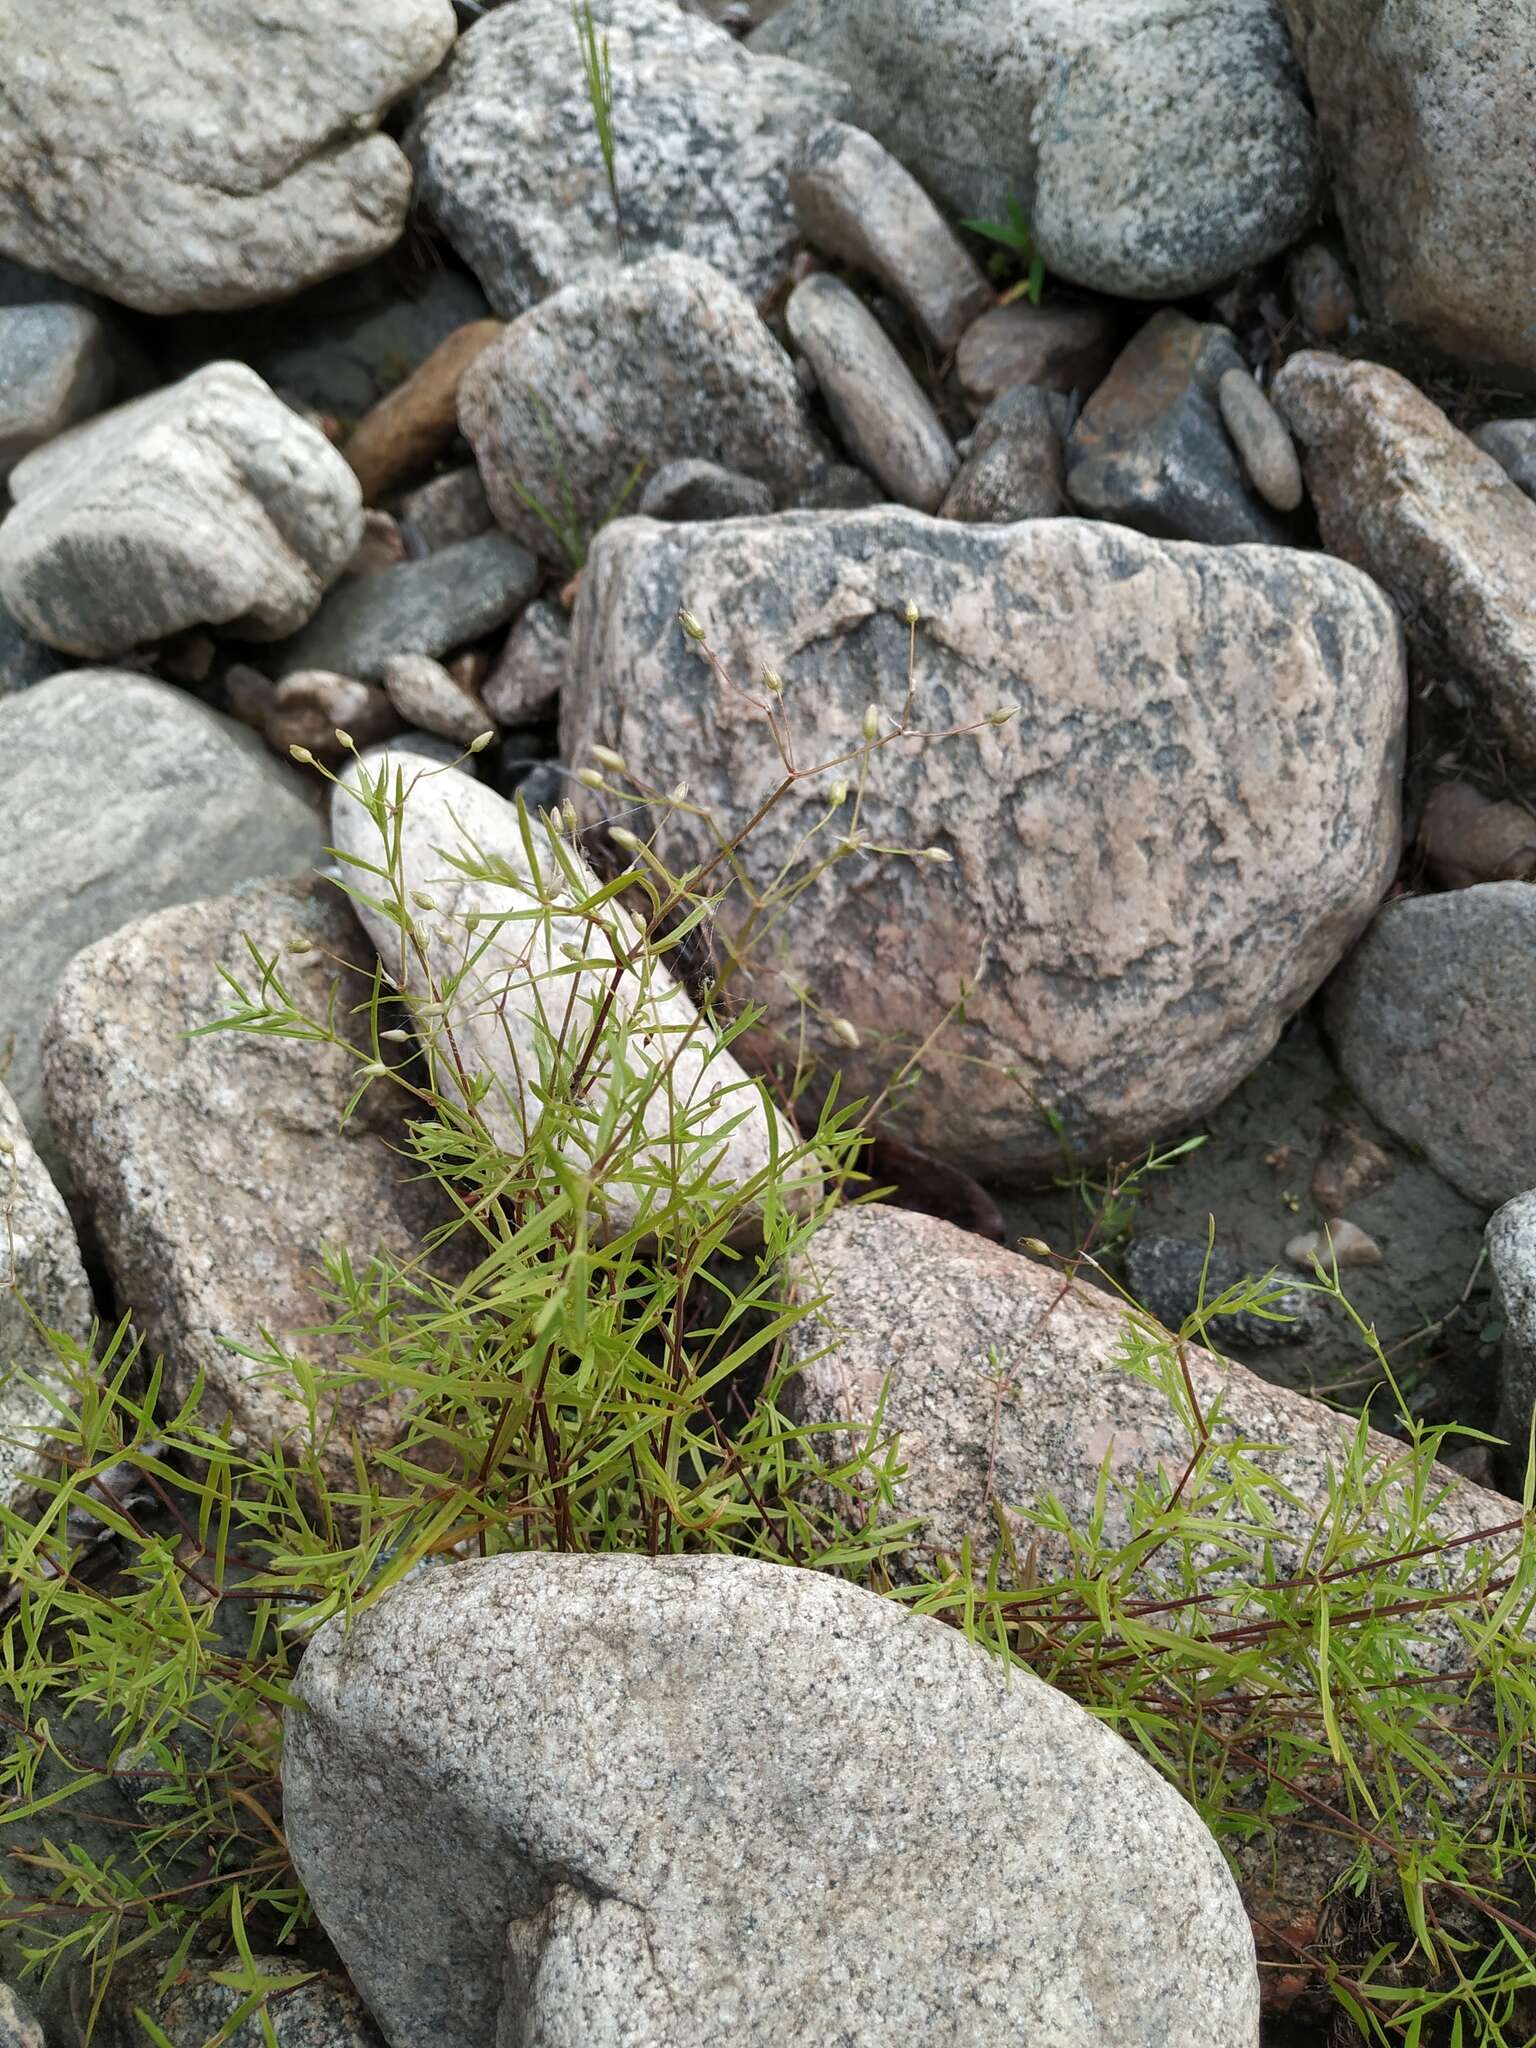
[355,1060,389,1081]
[668,780,689,806]
[919,846,953,865]
[334,728,355,752]
[829,1016,861,1050]
[575,768,606,791]
[828,779,848,808]
[288,744,315,765]
[591,745,628,775]
[411,891,436,912]
[469,731,495,753]
[903,599,920,626]
[761,666,784,696]
[609,826,644,854]
[862,704,880,742]
[379,1028,410,1043]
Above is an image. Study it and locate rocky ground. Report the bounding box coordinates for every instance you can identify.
[3,1,1536,2045]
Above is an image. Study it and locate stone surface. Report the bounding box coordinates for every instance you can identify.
[1278,0,1536,375]
[398,467,493,553]
[460,254,827,566]
[1471,420,1536,504]
[939,385,1067,522]
[1286,240,1358,342]
[566,509,1405,1177]
[330,748,812,1240]
[788,120,992,354]
[0,1983,44,2048]
[483,599,571,725]
[342,320,503,502]
[285,1551,1259,2048]
[0,1081,93,1517]
[345,511,409,580]
[0,363,364,658]
[0,0,456,314]
[1325,883,1536,1210]
[955,301,1119,411]
[1273,352,1536,771]
[381,653,492,747]
[786,274,956,512]
[1067,312,1288,544]
[1489,1192,1536,1473]
[264,671,399,765]
[408,0,852,318]
[1420,781,1536,890]
[0,304,113,480]
[0,671,322,1165]
[44,876,449,1463]
[1217,367,1302,513]
[272,533,539,682]
[637,460,775,523]
[755,0,1319,299]
[102,1956,385,2048]
[0,603,67,695]
[798,462,885,511]
[783,1202,1526,1952]
[1285,1218,1381,1270]
[1123,1232,1313,1348]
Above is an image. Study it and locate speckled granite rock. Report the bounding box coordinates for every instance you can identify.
[939,384,1067,522]
[43,876,450,1467]
[0,362,364,657]
[408,0,851,317]
[0,671,322,1168]
[566,508,1405,1178]
[1472,421,1536,503]
[1488,1193,1536,1481]
[102,1955,385,2048]
[460,254,827,565]
[1324,883,1536,1209]
[483,599,570,725]
[285,1552,1259,2048]
[0,303,112,479]
[1274,352,1536,770]
[0,1081,93,1517]
[754,0,1319,298]
[1278,0,1536,375]
[0,0,456,313]
[0,1982,44,2048]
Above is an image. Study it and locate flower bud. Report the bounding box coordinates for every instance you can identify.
[761,666,784,696]
[333,728,355,752]
[575,768,606,790]
[286,938,314,955]
[828,779,848,808]
[591,745,628,775]
[469,731,495,753]
[829,1016,861,1050]
[668,780,689,805]
[561,800,579,833]
[411,891,436,912]
[379,1028,410,1043]
[862,704,880,742]
[987,704,1019,727]
[288,744,315,765]
[355,1060,389,1081]
[609,826,644,854]
[903,598,920,625]
[678,607,706,641]
[920,846,953,865]
[1022,1237,1051,1257]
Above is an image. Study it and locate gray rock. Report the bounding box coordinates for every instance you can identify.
[1217,367,1303,512]
[459,253,827,567]
[939,384,1067,522]
[1420,782,1536,891]
[1286,239,1358,341]
[0,303,113,479]
[398,466,494,551]
[102,1955,385,2048]
[0,671,321,1167]
[783,1201,1526,1931]
[637,459,775,522]
[754,0,1319,299]
[955,301,1120,411]
[1279,0,1536,376]
[1471,421,1536,504]
[264,670,399,765]
[407,0,852,318]
[0,602,68,695]
[272,533,540,682]
[788,119,992,354]
[1489,1192,1536,1478]
[285,1552,1259,2048]
[381,652,492,746]
[44,875,451,1469]
[329,748,808,1241]
[566,508,1405,1176]
[1324,883,1536,1210]
[0,1983,44,2048]
[786,274,956,512]
[0,1081,93,1519]
[483,599,571,725]
[1124,1233,1313,1348]
[1273,351,1536,772]
[1067,311,1288,545]
[0,0,456,314]
[0,362,364,658]
[796,462,885,510]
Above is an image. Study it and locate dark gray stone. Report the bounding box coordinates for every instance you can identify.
[103,1955,385,2048]
[0,302,113,479]
[398,465,494,551]
[1067,310,1289,545]
[939,385,1067,522]
[637,459,775,522]
[1471,420,1536,504]
[1124,1233,1313,1348]
[796,462,884,510]
[271,533,540,682]
[483,598,571,725]
[1488,1193,1536,1481]
[0,601,68,694]
[407,0,852,317]
[1325,883,1536,1209]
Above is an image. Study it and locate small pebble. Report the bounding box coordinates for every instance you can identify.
[1285,240,1358,341]
[1420,780,1536,888]
[382,652,493,747]
[345,510,408,578]
[1310,1122,1393,1215]
[939,385,1068,523]
[1470,419,1536,503]
[483,598,570,725]
[263,670,397,765]
[1217,366,1303,512]
[638,459,774,522]
[955,301,1119,411]
[398,466,495,551]
[1285,1219,1382,1270]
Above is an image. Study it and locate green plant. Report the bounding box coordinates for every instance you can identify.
[963,196,1046,307]
[502,383,643,570]
[573,2,624,258]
